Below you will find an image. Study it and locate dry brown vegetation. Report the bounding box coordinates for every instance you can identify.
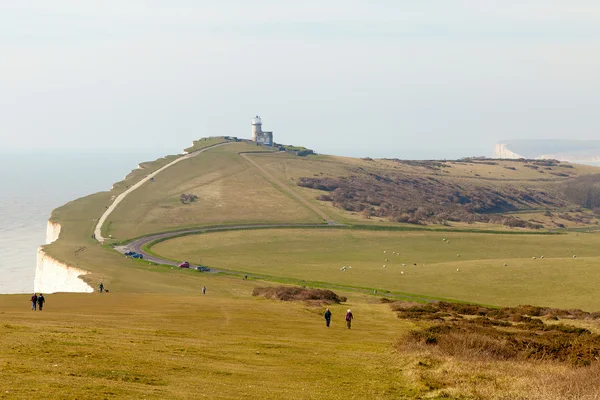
[392,301,600,367]
[298,165,563,227]
[295,158,600,228]
[252,286,347,304]
[389,300,600,398]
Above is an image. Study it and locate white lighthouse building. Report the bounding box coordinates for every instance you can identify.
[251,116,273,146]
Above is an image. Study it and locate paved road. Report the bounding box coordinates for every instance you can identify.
[94,141,232,243]
[114,223,336,269]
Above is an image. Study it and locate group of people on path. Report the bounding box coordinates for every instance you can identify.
[324,308,353,329]
[30,293,45,311]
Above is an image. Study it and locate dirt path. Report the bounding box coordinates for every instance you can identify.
[94,142,232,243]
[239,152,336,224]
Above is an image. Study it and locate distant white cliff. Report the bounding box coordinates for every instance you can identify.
[493,143,523,159]
[33,221,93,294]
[493,140,600,164]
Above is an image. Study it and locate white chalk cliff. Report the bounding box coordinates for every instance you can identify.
[34,221,93,294]
[493,143,523,159]
[494,140,600,164]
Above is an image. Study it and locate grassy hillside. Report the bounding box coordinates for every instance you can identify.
[151,228,600,310]
[105,143,324,240]
[28,138,600,398]
[246,153,600,227]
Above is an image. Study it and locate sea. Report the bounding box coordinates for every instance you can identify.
[0,151,177,294]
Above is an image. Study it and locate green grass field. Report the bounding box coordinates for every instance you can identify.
[151,228,600,310]
[22,138,600,398]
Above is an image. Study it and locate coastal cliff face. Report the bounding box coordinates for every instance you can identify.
[34,221,93,294]
[493,143,524,159]
[494,140,600,164]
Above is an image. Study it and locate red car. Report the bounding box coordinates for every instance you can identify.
[178,261,190,268]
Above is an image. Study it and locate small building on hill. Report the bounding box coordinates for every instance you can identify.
[251,116,273,146]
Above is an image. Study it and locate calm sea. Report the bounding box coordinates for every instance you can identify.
[0,151,176,294]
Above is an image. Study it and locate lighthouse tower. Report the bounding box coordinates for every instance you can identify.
[251,116,273,146]
[251,116,262,141]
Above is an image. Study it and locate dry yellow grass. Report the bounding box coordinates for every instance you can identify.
[105,143,323,239]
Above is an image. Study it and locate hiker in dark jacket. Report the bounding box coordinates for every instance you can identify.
[37,294,45,311]
[324,308,332,327]
[31,293,38,311]
[345,309,353,329]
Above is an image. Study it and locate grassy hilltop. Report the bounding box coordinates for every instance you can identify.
[7,137,600,399]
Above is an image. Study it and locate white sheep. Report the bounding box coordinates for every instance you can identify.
[504,263,508,266]
[532,257,536,260]
[541,256,544,259]
[401,271,404,274]
[402,263,406,267]
[457,254,460,257]
[349,266,352,269]
[573,255,577,258]
[456,268,460,272]
[385,259,389,262]
[383,251,387,254]
[383,264,386,268]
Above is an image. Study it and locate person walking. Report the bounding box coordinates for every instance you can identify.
[37,294,45,311]
[345,309,353,329]
[324,308,332,327]
[99,282,104,293]
[202,286,206,295]
[31,293,38,311]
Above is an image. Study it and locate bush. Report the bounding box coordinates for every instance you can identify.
[252,286,347,304]
[394,301,600,366]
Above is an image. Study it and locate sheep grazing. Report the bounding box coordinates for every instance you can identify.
[400,271,404,275]
[383,251,387,254]
[413,263,417,266]
[383,265,386,268]
[457,254,460,257]
[532,257,536,260]
[385,259,389,262]
[402,263,406,267]
[504,263,508,266]
[540,256,544,259]
[349,266,352,269]
[456,268,460,272]
[573,255,577,258]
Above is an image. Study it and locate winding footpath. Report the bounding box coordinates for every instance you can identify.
[94,141,342,267]
[93,142,232,243]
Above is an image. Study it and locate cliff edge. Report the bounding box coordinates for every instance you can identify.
[34,221,93,294]
[494,140,600,163]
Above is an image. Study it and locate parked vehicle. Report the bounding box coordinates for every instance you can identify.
[131,253,144,259]
[124,251,136,256]
[178,261,190,268]
[196,266,210,272]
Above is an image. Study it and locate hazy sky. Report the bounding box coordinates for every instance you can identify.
[1,1,600,158]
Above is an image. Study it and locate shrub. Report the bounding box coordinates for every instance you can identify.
[252,286,347,304]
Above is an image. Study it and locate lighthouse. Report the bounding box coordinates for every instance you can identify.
[251,115,273,146]
[251,116,262,142]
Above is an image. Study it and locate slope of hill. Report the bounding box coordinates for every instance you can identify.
[17,136,600,399]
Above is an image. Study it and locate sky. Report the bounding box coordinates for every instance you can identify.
[1,1,600,159]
